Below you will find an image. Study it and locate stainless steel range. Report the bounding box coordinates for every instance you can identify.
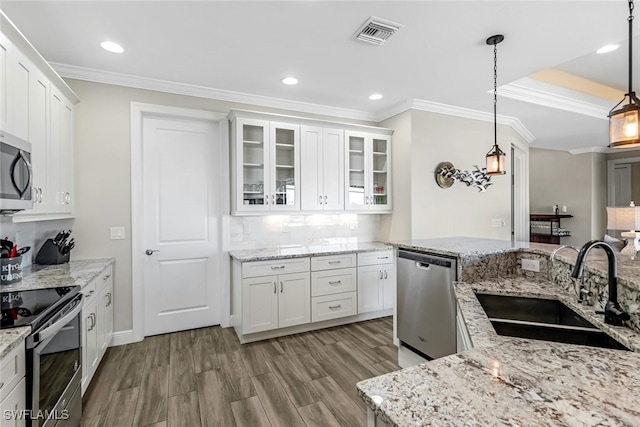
[2,287,83,427]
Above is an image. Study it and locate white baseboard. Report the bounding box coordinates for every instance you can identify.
[109,329,138,347]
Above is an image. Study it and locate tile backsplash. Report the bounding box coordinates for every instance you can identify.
[228,214,381,250]
[0,217,74,267]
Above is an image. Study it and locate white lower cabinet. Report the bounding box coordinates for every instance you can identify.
[357,250,395,314]
[232,250,393,343]
[0,342,26,427]
[81,265,114,394]
[456,302,472,353]
[0,378,26,427]
[242,268,311,334]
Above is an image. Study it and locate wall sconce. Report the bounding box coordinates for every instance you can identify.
[435,161,493,192]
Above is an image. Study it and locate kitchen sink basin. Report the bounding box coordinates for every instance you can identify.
[475,293,631,351]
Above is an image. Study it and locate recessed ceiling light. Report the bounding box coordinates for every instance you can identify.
[100,41,124,54]
[369,93,383,100]
[597,44,619,54]
[281,77,298,85]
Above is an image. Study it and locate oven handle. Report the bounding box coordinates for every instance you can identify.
[26,295,83,349]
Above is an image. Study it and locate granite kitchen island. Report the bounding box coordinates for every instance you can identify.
[358,237,640,426]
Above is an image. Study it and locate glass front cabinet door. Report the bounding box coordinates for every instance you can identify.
[345,131,391,212]
[233,116,300,213]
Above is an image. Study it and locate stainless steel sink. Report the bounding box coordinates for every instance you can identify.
[475,293,631,351]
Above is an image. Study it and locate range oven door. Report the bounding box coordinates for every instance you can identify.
[26,294,83,427]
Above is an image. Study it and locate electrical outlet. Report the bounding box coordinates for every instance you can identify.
[562,205,568,213]
[110,227,125,240]
[491,219,505,228]
[521,259,540,272]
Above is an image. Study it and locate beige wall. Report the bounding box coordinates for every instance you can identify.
[379,111,412,241]
[529,148,606,246]
[67,79,377,334]
[380,109,527,241]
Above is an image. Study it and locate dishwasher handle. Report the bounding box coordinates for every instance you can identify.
[415,262,432,270]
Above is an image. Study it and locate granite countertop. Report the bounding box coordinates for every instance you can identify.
[390,237,640,292]
[1,258,115,293]
[229,241,391,262]
[0,258,114,360]
[357,275,640,426]
[0,326,30,359]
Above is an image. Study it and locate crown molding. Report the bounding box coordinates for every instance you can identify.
[569,146,611,154]
[376,98,535,143]
[51,62,376,122]
[499,82,610,120]
[52,62,535,143]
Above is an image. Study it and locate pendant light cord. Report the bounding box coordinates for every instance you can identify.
[629,0,634,96]
[493,42,498,148]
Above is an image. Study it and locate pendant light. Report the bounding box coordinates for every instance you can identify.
[609,0,640,148]
[486,34,506,175]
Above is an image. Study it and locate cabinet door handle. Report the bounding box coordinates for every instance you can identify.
[108,293,112,306]
[280,281,283,293]
[377,256,389,260]
[272,194,275,205]
[270,265,285,270]
[266,194,269,205]
[103,274,111,281]
[328,280,342,285]
[87,315,93,331]
[328,261,341,264]
[324,195,327,205]
[384,270,388,279]
[86,290,95,297]
[379,270,383,279]
[319,195,322,205]
[273,282,276,293]
[92,313,96,329]
[328,304,341,309]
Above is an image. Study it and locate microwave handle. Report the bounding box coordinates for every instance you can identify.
[10,150,32,198]
[26,294,83,349]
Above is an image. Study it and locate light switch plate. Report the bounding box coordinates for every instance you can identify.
[110,227,125,240]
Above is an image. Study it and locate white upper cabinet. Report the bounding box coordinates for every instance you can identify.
[230,110,391,215]
[345,131,391,212]
[232,116,301,213]
[300,126,344,211]
[1,11,80,222]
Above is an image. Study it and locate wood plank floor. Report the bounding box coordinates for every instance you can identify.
[81,317,399,427]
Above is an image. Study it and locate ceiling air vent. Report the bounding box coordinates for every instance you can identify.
[355,16,403,45]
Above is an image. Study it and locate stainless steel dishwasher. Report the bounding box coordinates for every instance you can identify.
[397,250,457,360]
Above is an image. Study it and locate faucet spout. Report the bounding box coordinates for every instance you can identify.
[570,240,630,326]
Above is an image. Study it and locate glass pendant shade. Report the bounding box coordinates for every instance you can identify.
[486,144,506,175]
[609,102,640,148]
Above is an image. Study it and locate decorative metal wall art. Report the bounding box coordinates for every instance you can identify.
[435,161,493,192]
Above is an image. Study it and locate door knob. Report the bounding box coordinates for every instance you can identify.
[145,249,159,256]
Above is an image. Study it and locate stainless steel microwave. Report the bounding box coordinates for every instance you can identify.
[0,131,33,214]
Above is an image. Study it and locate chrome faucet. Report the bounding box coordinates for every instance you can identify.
[571,240,631,326]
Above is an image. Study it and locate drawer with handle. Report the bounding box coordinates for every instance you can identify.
[98,265,113,285]
[311,268,356,297]
[242,257,310,278]
[358,249,393,267]
[311,253,356,271]
[311,291,357,322]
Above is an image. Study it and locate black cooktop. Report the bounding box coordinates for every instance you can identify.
[1,286,80,330]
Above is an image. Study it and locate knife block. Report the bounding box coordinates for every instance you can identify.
[35,239,70,265]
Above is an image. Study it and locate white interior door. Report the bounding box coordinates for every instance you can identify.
[613,164,632,206]
[142,116,220,336]
[511,144,529,242]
